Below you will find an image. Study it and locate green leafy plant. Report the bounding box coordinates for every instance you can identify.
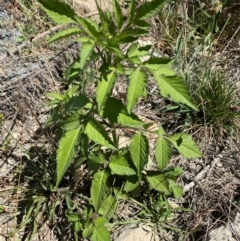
[193,70,240,135]
[34,0,202,240]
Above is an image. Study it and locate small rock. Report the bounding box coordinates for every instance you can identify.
[0,235,6,241]
[114,224,160,241]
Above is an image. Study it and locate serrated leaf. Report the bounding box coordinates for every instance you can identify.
[77,36,92,43]
[128,0,135,23]
[105,44,124,58]
[95,0,109,34]
[84,117,116,149]
[120,27,148,40]
[96,70,117,112]
[88,154,106,172]
[64,57,81,82]
[135,0,170,20]
[102,97,124,123]
[167,133,202,158]
[127,68,146,113]
[67,85,79,99]
[134,20,151,30]
[91,171,110,212]
[98,194,117,217]
[38,0,76,24]
[92,220,111,241]
[118,113,143,128]
[48,27,82,44]
[113,0,123,29]
[80,42,94,69]
[59,112,82,131]
[75,15,100,39]
[124,175,140,193]
[102,97,143,127]
[130,133,149,173]
[158,126,166,135]
[154,71,198,110]
[45,92,64,100]
[144,57,173,69]
[56,127,81,187]
[65,94,89,112]
[46,109,61,127]
[171,183,183,198]
[155,135,171,170]
[127,44,149,58]
[115,35,138,44]
[146,171,170,195]
[109,155,136,176]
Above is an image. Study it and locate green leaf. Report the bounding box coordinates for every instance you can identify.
[170,183,183,198]
[133,20,151,30]
[45,92,64,101]
[65,94,89,112]
[127,44,149,58]
[92,218,111,241]
[56,127,81,187]
[114,189,129,200]
[66,211,81,222]
[144,57,173,69]
[153,71,198,110]
[94,217,107,226]
[75,15,100,39]
[59,112,82,131]
[109,155,136,176]
[77,36,92,43]
[130,133,149,174]
[88,154,106,172]
[98,194,117,217]
[112,0,123,29]
[80,42,94,69]
[96,70,117,112]
[127,68,146,113]
[95,0,109,34]
[119,27,148,42]
[84,117,116,149]
[48,27,82,44]
[91,171,110,212]
[155,135,171,170]
[102,97,124,123]
[167,133,202,158]
[67,85,79,99]
[102,97,143,127]
[146,171,170,195]
[117,113,143,128]
[83,225,94,238]
[135,0,170,20]
[158,126,166,135]
[124,175,140,193]
[38,0,77,24]
[165,167,183,178]
[128,0,135,23]
[64,57,82,82]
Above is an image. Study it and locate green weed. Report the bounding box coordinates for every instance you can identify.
[13,0,203,240]
[193,71,240,135]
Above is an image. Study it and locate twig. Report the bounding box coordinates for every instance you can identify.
[183,164,210,193]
